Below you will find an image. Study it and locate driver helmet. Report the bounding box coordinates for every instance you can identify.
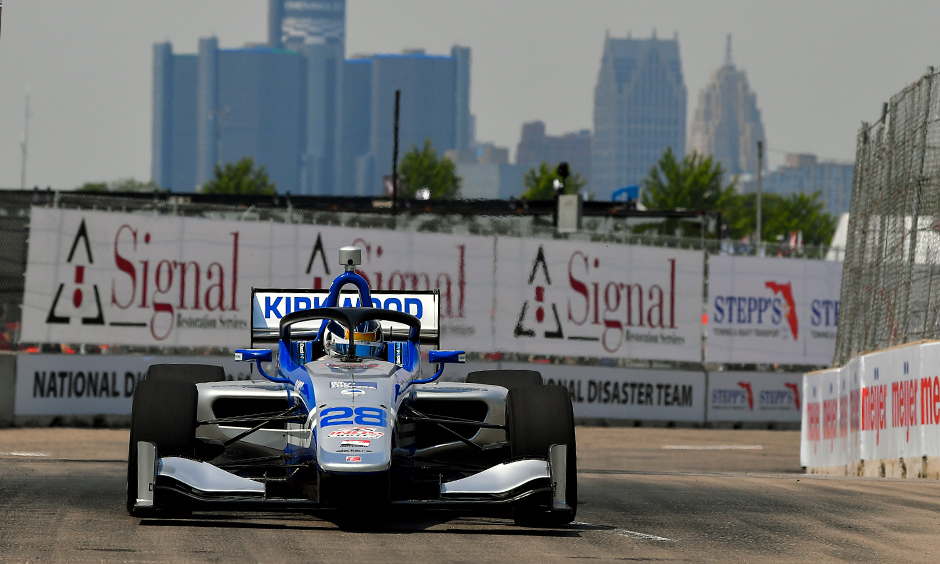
[326,320,384,359]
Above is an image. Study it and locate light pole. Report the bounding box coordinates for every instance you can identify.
[756,140,763,251]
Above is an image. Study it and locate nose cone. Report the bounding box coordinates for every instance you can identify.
[313,367,396,474]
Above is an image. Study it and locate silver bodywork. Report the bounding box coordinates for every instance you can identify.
[137,361,566,511]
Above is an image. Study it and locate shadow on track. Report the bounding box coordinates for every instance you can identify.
[138,509,587,537]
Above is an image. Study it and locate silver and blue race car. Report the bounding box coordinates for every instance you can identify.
[126,246,576,526]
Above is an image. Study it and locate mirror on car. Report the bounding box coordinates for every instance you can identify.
[235,348,273,363]
[428,350,466,364]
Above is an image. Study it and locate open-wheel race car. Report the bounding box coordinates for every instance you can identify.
[127,246,577,526]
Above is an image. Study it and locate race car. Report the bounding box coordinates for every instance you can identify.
[126,246,577,526]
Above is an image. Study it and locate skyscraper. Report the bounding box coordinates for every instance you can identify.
[592,33,687,200]
[153,39,308,193]
[754,154,853,216]
[361,52,459,196]
[268,0,345,52]
[516,121,592,187]
[688,35,766,177]
[451,45,473,151]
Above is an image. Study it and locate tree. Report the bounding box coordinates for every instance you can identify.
[521,162,587,200]
[76,178,160,192]
[641,147,737,211]
[764,191,837,245]
[398,139,461,199]
[202,157,276,196]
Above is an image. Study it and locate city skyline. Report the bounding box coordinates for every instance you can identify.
[2,0,940,190]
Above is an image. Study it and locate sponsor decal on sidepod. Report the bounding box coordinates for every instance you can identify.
[327,427,384,439]
[340,440,370,447]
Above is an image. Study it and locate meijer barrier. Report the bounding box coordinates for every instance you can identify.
[802,339,940,477]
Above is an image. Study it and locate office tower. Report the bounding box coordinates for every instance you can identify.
[592,32,687,200]
[153,39,307,193]
[688,35,766,177]
[451,45,473,151]
[152,43,199,192]
[303,43,343,195]
[334,58,373,195]
[269,0,345,52]
[363,52,458,196]
[516,121,592,187]
[755,154,854,216]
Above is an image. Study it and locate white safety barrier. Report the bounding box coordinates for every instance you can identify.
[801,340,940,474]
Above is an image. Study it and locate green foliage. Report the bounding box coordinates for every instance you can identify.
[521,162,587,200]
[202,157,276,196]
[398,139,461,199]
[640,147,837,244]
[77,182,108,192]
[641,147,737,211]
[77,179,160,192]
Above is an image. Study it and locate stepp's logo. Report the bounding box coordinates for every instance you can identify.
[737,382,754,410]
[784,383,800,409]
[765,281,798,340]
[45,219,105,327]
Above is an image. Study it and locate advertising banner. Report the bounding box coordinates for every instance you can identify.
[494,238,705,362]
[706,255,842,365]
[496,362,706,422]
[801,341,940,469]
[20,208,493,350]
[707,372,802,422]
[14,354,251,416]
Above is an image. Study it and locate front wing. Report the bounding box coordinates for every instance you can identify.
[132,441,569,512]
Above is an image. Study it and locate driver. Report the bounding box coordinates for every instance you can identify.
[325,320,385,359]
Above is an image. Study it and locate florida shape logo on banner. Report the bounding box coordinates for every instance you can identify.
[45,218,106,327]
[765,281,798,340]
[514,245,564,340]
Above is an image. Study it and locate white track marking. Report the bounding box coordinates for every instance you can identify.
[662,445,762,450]
[2,452,49,457]
[616,529,675,542]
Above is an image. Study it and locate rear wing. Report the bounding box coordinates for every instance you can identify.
[250,288,440,347]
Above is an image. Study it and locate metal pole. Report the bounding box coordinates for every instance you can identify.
[392,90,401,214]
[20,92,30,190]
[756,140,763,250]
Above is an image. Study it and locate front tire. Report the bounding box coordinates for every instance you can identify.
[126,379,198,516]
[466,369,543,389]
[146,363,224,384]
[506,384,577,526]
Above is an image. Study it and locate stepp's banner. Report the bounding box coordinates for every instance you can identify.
[706,255,842,365]
[495,238,705,362]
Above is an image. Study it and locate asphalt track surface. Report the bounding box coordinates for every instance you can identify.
[2,428,940,563]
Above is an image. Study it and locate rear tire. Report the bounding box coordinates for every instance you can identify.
[466,370,543,389]
[146,363,225,384]
[506,385,577,526]
[126,379,198,516]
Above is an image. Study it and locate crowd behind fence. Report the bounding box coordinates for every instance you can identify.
[834,69,940,366]
[0,189,839,354]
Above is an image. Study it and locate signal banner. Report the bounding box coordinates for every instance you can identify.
[20,208,494,350]
[706,256,842,365]
[494,238,704,362]
[707,372,802,422]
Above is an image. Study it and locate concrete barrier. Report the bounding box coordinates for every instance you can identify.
[802,339,940,477]
[2,353,802,428]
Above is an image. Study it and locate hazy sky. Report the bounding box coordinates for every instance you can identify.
[2,0,940,190]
